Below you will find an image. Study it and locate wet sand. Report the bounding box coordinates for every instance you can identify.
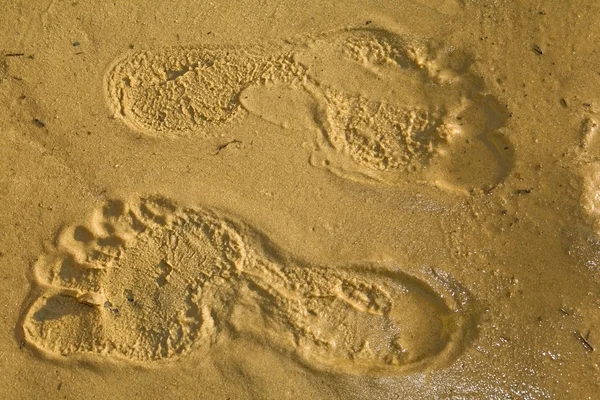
[1,0,599,398]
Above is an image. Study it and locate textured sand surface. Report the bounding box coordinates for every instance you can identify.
[1,0,600,398]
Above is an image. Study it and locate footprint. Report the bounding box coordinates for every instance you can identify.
[105,26,512,191]
[19,196,477,374]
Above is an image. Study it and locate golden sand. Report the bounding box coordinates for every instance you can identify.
[1,0,599,398]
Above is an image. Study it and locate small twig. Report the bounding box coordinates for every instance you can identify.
[215,139,242,154]
[5,53,24,57]
[575,331,594,353]
[32,118,46,128]
[559,307,569,315]
[559,98,568,108]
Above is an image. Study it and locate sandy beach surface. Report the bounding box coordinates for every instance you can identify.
[1,0,599,398]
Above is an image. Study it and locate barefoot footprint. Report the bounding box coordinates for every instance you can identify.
[105,26,513,192]
[19,196,476,374]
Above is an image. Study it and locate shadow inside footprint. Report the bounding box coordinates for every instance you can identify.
[431,94,513,191]
[18,196,477,376]
[296,27,513,193]
[32,295,93,322]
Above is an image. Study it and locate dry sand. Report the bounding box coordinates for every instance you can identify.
[1,0,599,398]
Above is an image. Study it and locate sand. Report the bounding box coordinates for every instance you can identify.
[1,0,599,398]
